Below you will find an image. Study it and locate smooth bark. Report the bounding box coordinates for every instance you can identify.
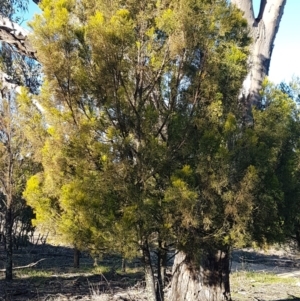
[232,0,286,112]
[168,249,231,301]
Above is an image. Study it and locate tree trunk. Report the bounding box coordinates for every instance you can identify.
[231,0,286,115]
[141,239,157,301]
[73,247,80,268]
[5,206,13,281]
[295,224,300,250]
[121,257,126,273]
[156,240,167,301]
[168,249,231,301]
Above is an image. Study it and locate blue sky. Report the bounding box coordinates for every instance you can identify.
[22,1,40,26]
[24,0,299,84]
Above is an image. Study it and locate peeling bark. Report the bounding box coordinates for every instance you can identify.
[168,249,231,301]
[0,14,37,59]
[232,0,287,114]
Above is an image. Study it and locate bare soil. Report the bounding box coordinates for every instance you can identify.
[0,243,299,301]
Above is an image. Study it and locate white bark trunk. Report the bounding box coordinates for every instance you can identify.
[0,14,36,59]
[232,0,286,112]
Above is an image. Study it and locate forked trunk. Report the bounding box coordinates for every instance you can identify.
[168,249,231,301]
[231,0,286,119]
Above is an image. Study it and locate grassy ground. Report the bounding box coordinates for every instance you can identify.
[231,271,300,300]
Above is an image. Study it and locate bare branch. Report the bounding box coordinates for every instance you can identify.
[0,258,47,272]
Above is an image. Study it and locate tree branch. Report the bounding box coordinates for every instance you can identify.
[256,0,267,22]
[0,258,46,272]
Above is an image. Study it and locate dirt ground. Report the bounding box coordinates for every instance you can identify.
[231,247,300,300]
[0,243,299,301]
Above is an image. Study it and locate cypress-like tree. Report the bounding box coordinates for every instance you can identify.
[22,0,250,299]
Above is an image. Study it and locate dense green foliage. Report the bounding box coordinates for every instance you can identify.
[242,80,300,246]
[21,0,251,253]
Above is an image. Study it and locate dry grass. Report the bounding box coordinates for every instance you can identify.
[231,270,300,300]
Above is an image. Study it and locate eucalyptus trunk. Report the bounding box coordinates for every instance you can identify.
[168,249,231,301]
[231,0,286,115]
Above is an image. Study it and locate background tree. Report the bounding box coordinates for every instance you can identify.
[0,0,41,280]
[276,77,300,248]
[0,86,37,280]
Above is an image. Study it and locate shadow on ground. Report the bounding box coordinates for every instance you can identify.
[232,248,300,268]
[0,243,144,301]
[0,272,145,300]
[0,243,299,301]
